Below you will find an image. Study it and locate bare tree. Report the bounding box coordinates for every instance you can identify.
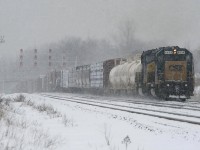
[113,19,136,55]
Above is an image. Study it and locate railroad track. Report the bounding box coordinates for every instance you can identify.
[104,98,200,111]
[47,93,200,112]
[40,93,200,126]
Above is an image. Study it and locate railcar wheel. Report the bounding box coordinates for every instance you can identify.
[180,98,186,102]
[160,92,169,100]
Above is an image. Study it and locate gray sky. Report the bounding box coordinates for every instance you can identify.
[0,0,200,58]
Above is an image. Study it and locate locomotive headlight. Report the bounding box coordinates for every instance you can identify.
[167,84,170,87]
[173,49,177,54]
[185,84,188,87]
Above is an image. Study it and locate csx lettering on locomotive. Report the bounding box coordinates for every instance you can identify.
[169,65,183,71]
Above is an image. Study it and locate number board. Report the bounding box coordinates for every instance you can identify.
[164,51,185,54]
[177,51,185,54]
[164,51,173,54]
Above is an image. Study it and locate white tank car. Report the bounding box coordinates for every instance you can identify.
[109,58,142,89]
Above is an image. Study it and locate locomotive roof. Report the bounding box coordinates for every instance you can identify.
[142,46,191,57]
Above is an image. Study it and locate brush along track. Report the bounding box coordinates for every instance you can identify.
[40,94,200,126]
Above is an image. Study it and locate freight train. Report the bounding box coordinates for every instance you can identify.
[18,46,195,101]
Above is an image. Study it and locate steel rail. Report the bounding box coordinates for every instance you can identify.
[60,94,200,111]
[40,94,200,126]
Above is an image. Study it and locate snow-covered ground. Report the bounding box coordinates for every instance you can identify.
[1,93,200,150]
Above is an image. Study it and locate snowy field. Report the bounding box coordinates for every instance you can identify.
[0,93,200,150]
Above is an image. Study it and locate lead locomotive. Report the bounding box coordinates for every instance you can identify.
[138,46,194,100]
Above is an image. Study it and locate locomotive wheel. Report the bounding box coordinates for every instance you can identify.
[158,91,169,100]
[178,98,186,102]
[163,93,169,100]
[181,99,186,102]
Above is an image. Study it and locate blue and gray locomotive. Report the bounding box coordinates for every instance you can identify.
[138,46,194,100]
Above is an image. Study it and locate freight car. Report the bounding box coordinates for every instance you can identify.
[109,54,141,95]
[62,58,126,94]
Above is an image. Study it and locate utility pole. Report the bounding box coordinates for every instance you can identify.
[75,56,78,67]
[62,50,67,69]
[34,49,38,67]
[0,35,5,93]
[0,35,5,43]
[19,49,23,67]
[49,49,52,68]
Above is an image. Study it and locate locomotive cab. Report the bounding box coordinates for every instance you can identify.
[141,46,194,100]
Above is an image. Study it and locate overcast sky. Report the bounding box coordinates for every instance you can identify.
[0,0,200,58]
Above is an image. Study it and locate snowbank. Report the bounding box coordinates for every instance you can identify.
[1,93,200,150]
[194,86,200,95]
